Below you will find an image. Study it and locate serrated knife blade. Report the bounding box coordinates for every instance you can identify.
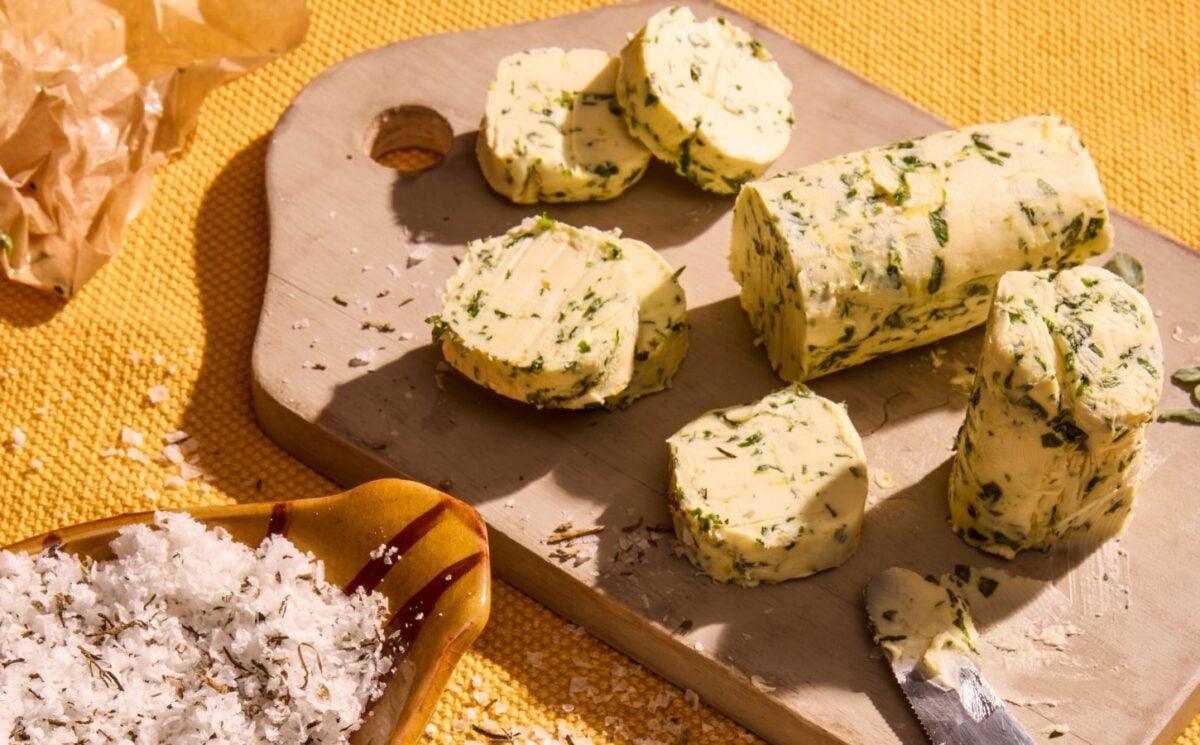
[866,569,1035,745]
[895,653,1035,745]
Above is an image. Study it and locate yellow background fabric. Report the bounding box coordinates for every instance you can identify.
[2,0,1198,742]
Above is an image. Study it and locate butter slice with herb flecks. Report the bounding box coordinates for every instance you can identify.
[730,115,1112,382]
[605,237,688,408]
[667,384,867,586]
[476,48,652,204]
[948,265,1163,557]
[616,6,793,194]
[430,216,640,409]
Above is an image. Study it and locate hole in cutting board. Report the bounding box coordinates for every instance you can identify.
[368,105,453,172]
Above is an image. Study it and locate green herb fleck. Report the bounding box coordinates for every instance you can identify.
[738,432,763,448]
[1103,252,1144,292]
[928,255,945,294]
[1041,432,1063,448]
[519,355,544,373]
[979,482,1002,502]
[929,207,948,247]
[1159,409,1200,425]
[977,575,999,597]
[1172,366,1200,385]
[465,290,485,318]
[881,610,898,622]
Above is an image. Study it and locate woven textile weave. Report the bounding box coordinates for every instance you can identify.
[2,1,1198,742]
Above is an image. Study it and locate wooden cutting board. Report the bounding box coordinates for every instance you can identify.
[252,2,1200,742]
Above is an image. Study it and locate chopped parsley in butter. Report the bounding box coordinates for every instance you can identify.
[616,6,793,194]
[477,48,651,204]
[949,266,1163,557]
[667,384,867,586]
[730,115,1112,381]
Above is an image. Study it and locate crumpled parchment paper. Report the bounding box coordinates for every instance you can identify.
[0,0,308,297]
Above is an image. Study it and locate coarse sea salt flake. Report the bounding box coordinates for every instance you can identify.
[148,385,169,404]
[9,426,26,449]
[126,447,151,465]
[120,426,144,447]
[349,349,376,368]
[407,244,433,268]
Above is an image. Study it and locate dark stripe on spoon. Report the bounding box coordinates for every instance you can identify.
[383,551,484,664]
[343,501,449,595]
[267,502,290,537]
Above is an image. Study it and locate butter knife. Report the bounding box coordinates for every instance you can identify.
[866,568,1036,745]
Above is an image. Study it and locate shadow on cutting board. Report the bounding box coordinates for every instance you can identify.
[313,282,1101,742]
[389,131,726,251]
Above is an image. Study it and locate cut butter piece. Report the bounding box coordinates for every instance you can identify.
[430,216,639,408]
[430,217,687,409]
[667,384,867,586]
[730,114,1112,381]
[866,567,978,690]
[948,265,1163,557]
[476,48,652,204]
[616,6,793,194]
[607,238,688,407]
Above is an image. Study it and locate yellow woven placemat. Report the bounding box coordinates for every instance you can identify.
[2,0,1198,742]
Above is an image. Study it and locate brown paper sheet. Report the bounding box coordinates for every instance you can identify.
[0,0,308,297]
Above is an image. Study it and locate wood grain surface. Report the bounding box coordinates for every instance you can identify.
[252,2,1200,742]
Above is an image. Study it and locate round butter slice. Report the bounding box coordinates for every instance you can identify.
[617,6,794,194]
[948,265,1163,557]
[477,48,652,204]
[667,384,867,586]
[430,216,640,409]
[606,237,688,408]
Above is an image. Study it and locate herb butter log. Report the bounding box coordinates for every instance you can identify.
[730,115,1112,381]
[429,217,687,409]
[616,7,794,194]
[948,266,1163,557]
[667,384,867,586]
[476,48,652,203]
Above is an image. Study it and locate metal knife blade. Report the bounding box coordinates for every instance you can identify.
[895,653,1035,745]
[866,569,1036,745]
